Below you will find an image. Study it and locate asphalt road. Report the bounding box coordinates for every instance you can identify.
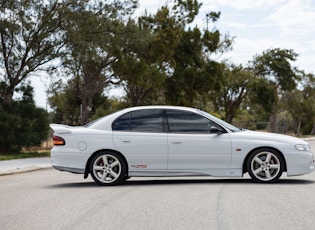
[1,140,315,230]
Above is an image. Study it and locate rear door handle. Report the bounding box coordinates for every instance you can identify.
[121,139,130,143]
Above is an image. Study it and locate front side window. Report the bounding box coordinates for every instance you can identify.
[112,109,163,133]
[166,110,218,133]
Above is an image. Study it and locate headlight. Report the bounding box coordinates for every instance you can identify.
[295,144,312,152]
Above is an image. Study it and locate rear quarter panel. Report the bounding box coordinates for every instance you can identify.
[51,129,117,172]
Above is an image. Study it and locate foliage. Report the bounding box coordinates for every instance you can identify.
[283,74,315,135]
[112,4,184,106]
[0,151,50,161]
[48,79,110,125]
[212,64,253,123]
[57,0,138,124]
[166,22,232,107]
[252,48,300,92]
[0,0,314,138]
[251,48,303,132]
[91,97,129,120]
[0,83,49,154]
[0,0,64,104]
[48,79,81,125]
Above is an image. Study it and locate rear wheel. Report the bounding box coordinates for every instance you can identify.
[90,151,126,186]
[247,148,284,183]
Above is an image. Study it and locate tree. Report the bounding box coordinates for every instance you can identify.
[0,83,49,153]
[284,73,315,135]
[166,10,233,107]
[247,77,277,130]
[112,5,183,106]
[58,0,138,124]
[48,79,110,125]
[48,79,81,125]
[0,0,64,104]
[112,0,203,106]
[212,64,253,123]
[251,48,302,132]
[252,48,300,92]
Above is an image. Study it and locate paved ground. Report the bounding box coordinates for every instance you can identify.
[1,165,315,230]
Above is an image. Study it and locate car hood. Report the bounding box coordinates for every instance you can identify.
[231,130,308,145]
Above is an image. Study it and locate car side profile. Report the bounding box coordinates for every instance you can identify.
[50,106,314,185]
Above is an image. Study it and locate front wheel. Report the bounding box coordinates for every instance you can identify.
[247,148,284,183]
[90,151,126,186]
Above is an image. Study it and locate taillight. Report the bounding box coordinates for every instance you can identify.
[53,135,65,146]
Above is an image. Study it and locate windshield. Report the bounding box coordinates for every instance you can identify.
[197,110,241,132]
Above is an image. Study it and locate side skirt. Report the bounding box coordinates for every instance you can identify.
[128,169,242,177]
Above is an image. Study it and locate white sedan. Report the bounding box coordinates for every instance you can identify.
[50,106,314,185]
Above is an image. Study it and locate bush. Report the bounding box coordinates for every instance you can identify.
[0,82,50,153]
[0,101,49,154]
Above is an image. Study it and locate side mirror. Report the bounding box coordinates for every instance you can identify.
[209,126,224,134]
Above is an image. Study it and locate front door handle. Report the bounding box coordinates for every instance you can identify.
[172,141,182,144]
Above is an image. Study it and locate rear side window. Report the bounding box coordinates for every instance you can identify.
[166,110,216,133]
[112,109,163,133]
[131,109,163,132]
[112,113,130,131]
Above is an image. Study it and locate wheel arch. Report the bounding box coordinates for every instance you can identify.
[84,149,129,179]
[242,147,287,175]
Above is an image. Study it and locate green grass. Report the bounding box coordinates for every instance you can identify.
[0,151,50,161]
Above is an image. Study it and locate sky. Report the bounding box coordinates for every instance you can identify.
[32,0,315,109]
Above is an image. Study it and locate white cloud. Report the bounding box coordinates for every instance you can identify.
[195,0,315,73]
[205,0,286,10]
[31,75,50,110]
[135,0,168,16]
[219,37,276,64]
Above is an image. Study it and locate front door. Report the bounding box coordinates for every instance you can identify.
[165,109,232,170]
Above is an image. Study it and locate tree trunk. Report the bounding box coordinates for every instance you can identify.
[225,112,234,124]
[2,90,14,105]
[270,113,277,133]
[296,120,302,136]
[80,96,93,125]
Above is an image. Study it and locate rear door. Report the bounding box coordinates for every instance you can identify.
[112,109,168,170]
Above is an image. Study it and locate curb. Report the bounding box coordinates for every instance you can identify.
[0,166,52,176]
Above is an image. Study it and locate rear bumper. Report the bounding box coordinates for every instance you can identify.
[51,147,90,174]
[53,165,84,174]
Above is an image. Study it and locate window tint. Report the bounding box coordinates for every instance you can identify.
[131,109,163,132]
[166,110,216,133]
[112,109,163,132]
[112,112,130,131]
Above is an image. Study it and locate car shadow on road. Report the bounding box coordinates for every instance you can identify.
[46,177,314,189]
[47,181,99,189]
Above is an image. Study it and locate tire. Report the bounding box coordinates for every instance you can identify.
[247,148,284,183]
[90,151,126,186]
